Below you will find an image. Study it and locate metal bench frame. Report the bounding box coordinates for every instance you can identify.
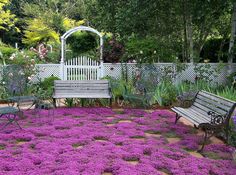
[0,107,22,130]
[52,80,112,107]
[172,90,236,152]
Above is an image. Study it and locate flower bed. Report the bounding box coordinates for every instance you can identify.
[0,108,235,174]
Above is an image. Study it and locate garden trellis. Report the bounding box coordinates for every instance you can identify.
[60,26,104,80]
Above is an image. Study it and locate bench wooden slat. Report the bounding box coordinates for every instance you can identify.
[54,80,109,84]
[53,80,112,103]
[194,99,228,115]
[187,107,211,122]
[172,108,201,126]
[54,86,109,90]
[173,107,210,125]
[201,90,236,104]
[192,103,226,117]
[198,91,234,107]
[197,93,232,110]
[53,94,111,98]
[54,90,109,93]
[190,106,211,116]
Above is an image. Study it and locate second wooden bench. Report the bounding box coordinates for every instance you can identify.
[52,80,112,107]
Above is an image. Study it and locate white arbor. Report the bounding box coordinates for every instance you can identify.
[60,26,104,80]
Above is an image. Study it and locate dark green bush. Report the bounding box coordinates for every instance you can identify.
[67,32,97,57]
[32,76,60,100]
[40,76,60,91]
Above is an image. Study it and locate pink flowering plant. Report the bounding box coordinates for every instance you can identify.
[0,108,235,174]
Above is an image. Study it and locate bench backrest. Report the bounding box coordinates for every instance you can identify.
[54,80,110,96]
[192,90,236,118]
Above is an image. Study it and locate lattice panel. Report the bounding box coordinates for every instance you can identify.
[34,64,60,82]
[30,63,236,85]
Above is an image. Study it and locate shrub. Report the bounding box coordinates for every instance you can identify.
[103,37,125,63]
[67,32,97,57]
[153,80,177,106]
[30,76,60,100]
[124,36,177,63]
[0,43,17,65]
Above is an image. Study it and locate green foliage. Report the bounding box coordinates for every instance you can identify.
[215,86,236,101]
[29,76,60,101]
[45,49,60,63]
[23,18,60,46]
[227,71,236,85]
[7,50,38,65]
[40,76,60,91]
[67,32,97,57]
[0,42,16,64]
[0,0,19,31]
[104,76,136,106]
[124,36,176,63]
[201,38,229,62]
[153,80,177,106]
[0,83,8,100]
[64,98,76,107]
[194,64,218,82]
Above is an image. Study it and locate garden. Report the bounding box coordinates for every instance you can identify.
[0,0,236,175]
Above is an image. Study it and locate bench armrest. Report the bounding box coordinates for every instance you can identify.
[208,111,226,126]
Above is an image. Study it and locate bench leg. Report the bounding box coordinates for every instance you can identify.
[109,98,112,107]
[53,98,57,108]
[225,120,230,143]
[175,113,181,124]
[81,99,84,107]
[1,114,22,130]
[198,129,209,153]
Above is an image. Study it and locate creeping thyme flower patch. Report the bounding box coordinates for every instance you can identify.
[0,107,235,174]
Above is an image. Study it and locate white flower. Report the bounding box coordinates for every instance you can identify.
[19,71,24,75]
[9,56,14,60]
[154,50,157,54]
[27,77,32,80]
[140,50,143,54]
[2,81,5,85]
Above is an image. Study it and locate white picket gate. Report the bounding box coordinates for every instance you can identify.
[64,56,102,80]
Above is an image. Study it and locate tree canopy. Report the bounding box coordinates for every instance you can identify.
[0,0,235,63]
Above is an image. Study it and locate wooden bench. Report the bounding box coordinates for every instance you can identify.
[52,80,112,107]
[172,90,236,152]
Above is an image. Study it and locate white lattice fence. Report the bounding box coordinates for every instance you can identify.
[34,64,60,81]
[33,63,236,84]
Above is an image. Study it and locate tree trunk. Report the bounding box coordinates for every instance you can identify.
[228,3,236,75]
[183,1,188,62]
[228,3,236,63]
[188,15,194,63]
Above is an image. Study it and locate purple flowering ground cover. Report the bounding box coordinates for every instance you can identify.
[0,108,235,175]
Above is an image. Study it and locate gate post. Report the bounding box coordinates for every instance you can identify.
[60,37,65,80]
[100,61,104,79]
